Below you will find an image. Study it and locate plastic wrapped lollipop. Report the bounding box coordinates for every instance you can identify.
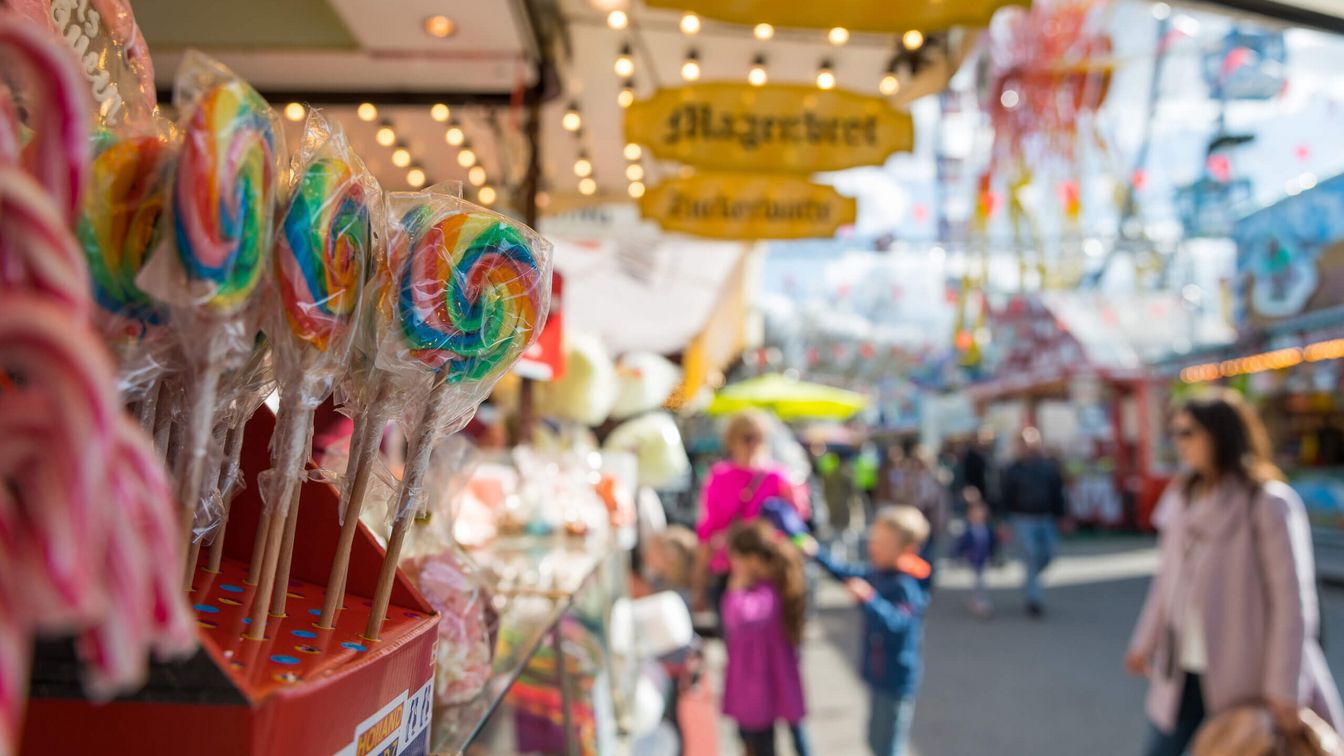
[138,51,281,569]
[77,126,176,408]
[315,182,461,629]
[244,111,375,637]
[362,195,551,641]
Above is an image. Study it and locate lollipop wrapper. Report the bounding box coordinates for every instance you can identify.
[79,119,177,393]
[15,0,160,127]
[266,108,381,407]
[375,192,552,523]
[139,50,282,335]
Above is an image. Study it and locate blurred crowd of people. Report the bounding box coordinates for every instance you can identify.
[636,390,1343,756]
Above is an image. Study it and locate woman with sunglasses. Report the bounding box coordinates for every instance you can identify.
[1125,389,1341,755]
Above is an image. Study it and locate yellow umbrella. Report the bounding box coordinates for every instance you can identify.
[708,374,868,421]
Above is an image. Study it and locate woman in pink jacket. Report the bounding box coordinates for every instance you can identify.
[1126,390,1342,755]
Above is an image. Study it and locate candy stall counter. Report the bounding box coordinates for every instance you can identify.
[431,534,627,755]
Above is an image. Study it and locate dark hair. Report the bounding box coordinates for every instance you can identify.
[727,519,806,647]
[1178,389,1282,490]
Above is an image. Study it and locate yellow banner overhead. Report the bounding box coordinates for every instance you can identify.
[640,173,855,240]
[643,0,1025,33]
[624,83,913,174]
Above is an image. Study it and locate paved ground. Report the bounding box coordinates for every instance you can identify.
[704,535,1344,756]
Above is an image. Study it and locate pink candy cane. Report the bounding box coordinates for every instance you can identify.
[0,11,90,223]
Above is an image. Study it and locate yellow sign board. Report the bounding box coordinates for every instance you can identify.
[625,83,913,174]
[639,173,855,240]
[644,0,1026,33]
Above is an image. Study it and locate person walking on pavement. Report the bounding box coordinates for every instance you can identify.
[998,426,1068,617]
[1125,390,1342,755]
[693,410,800,626]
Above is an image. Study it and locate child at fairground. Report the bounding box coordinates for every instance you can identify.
[722,520,810,756]
[953,488,998,619]
[806,506,930,756]
[643,525,698,610]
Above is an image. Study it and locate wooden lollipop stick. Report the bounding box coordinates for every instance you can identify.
[151,381,173,456]
[363,515,411,641]
[176,371,220,577]
[268,482,305,616]
[269,419,315,617]
[318,383,388,628]
[245,504,271,585]
[183,541,201,592]
[244,400,310,640]
[205,425,244,573]
[363,381,451,641]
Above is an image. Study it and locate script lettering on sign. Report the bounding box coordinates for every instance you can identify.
[640,173,856,240]
[625,84,913,174]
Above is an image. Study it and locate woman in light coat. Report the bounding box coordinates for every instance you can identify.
[1126,390,1342,755]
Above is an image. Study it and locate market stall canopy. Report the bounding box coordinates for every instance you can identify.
[132,0,546,194]
[709,374,869,421]
[1196,0,1344,34]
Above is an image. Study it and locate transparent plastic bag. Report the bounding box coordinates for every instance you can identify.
[134,50,282,551]
[375,192,553,524]
[405,546,499,706]
[12,0,160,127]
[78,121,176,396]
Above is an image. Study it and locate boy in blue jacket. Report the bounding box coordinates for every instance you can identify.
[805,506,930,756]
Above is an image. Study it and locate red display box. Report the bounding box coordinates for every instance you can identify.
[22,409,439,756]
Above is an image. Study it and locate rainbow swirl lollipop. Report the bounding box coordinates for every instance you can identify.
[395,208,543,383]
[172,80,276,313]
[274,157,369,352]
[77,132,166,333]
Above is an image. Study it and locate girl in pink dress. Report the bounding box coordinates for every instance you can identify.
[722,520,809,756]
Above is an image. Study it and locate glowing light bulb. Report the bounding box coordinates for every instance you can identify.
[626,163,644,181]
[680,12,700,35]
[375,123,396,147]
[357,102,377,121]
[748,56,767,87]
[579,177,597,195]
[879,72,900,96]
[468,165,486,186]
[903,29,924,50]
[430,103,450,122]
[816,62,836,90]
[828,27,849,46]
[391,146,411,168]
[614,45,635,77]
[284,102,305,121]
[423,15,455,38]
[753,23,774,40]
[681,50,700,81]
[628,181,645,198]
[607,9,628,29]
[478,185,496,205]
[562,102,582,131]
[406,167,426,188]
[574,154,593,177]
[458,146,476,168]
[445,123,465,146]
[624,143,642,160]
[618,83,635,108]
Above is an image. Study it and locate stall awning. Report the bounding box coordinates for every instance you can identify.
[1196,0,1344,34]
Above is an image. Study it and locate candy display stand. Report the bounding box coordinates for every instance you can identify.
[22,408,439,756]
